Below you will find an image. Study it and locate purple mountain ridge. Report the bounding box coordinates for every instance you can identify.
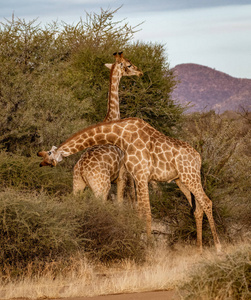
[171,63,251,113]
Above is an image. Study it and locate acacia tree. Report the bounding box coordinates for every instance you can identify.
[0,17,77,154]
[119,42,182,136]
[0,8,182,155]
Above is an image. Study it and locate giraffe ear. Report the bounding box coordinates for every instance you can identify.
[105,63,112,70]
[37,151,46,158]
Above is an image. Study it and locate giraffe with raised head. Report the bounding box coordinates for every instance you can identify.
[73,52,142,202]
[38,117,222,254]
[48,52,142,202]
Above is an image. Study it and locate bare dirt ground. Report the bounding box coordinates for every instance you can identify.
[53,290,179,300]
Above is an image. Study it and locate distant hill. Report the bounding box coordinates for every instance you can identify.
[171,63,251,113]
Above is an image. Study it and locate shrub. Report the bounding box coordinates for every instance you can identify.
[0,151,73,194]
[0,189,146,279]
[65,191,146,262]
[0,189,80,278]
[179,245,251,299]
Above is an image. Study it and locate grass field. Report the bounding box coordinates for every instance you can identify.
[0,235,250,299]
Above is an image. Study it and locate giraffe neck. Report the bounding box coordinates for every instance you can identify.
[56,118,142,159]
[103,64,122,122]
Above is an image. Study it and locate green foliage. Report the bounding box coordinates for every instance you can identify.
[0,190,80,277]
[63,42,181,136]
[0,151,72,194]
[72,191,145,262]
[179,245,251,299]
[0,17,85,154]
[0,8,181,155]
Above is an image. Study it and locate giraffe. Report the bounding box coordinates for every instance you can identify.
[73,52,142,201]
[38,117,222,254]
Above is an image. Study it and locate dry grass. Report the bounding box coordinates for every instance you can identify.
[179,243,251,300]
[1,240,248,299]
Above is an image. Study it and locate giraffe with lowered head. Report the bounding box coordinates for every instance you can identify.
[38,117,222,254]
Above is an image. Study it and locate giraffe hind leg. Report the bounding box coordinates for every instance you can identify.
[189,192,205,254]
[175,178,196,212]
[193,187,221,254]
[175,179,203,253]
[176,178,222,254]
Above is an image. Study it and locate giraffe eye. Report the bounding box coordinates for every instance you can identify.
[48,151,51,155]
[128,65,132,68]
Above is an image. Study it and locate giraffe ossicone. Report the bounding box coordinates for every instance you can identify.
[38,117,222,254]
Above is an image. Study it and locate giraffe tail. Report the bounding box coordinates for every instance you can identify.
[191,192,196,214]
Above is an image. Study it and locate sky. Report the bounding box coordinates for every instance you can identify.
[1,0,251,79]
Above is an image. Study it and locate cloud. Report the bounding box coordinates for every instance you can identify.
[1,0,250,78]
[1,0,250,20]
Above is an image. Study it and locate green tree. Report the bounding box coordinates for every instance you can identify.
[120,42,182,136]
[0,8,182,155]
[0,17,80,154]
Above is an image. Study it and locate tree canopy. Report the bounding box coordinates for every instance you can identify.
[0,8,183,155]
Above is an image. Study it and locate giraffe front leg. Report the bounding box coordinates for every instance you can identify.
[175,179,203,253]
[127,173,136,208]
[73,163,87,195]
[116,164,127,204]
[135,180,152,237]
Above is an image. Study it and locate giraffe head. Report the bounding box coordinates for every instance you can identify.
[37,146,63,167]
[105,52,143,77]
